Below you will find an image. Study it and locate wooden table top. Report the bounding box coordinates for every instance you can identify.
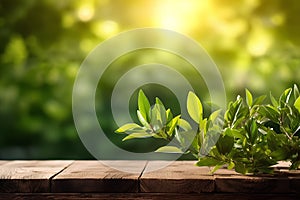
[0,160,299,199]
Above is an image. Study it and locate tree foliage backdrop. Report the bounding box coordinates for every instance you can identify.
[0,0,299,159]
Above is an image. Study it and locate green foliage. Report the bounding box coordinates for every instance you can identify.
[115,90,181,147]
[117,85,300,174]
[1,0,300,159]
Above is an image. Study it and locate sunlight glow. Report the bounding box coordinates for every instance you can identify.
[247,28,272,57]
[77,4,94,22]
[92,20,119,38]
[153,0,208,32]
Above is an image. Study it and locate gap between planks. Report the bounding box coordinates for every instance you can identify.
[49,161,75,192]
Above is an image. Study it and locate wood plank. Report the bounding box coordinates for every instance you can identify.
[0,193,298,200]
[214,168,292,193]
[0,160,73,193]
[52,160,147,193]
[140,161,214,193]
[0,161,8,166]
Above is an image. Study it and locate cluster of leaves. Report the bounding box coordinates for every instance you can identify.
[116,85,300,174]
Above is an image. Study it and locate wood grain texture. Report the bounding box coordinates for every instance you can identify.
[140,161,214,193]
[52,160,147,193]
[0,193,299,200]
[0,160,299,196]
[213,167,300,193]
[0,161,8,166]
[0,160,73,193]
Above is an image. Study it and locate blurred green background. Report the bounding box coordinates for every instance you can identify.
[0,0,299,159]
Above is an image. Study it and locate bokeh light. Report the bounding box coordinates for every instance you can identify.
[0,0,299,159]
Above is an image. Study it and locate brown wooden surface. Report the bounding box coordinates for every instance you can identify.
[52,160,147,193]
[0,160,299,199]
[0,160,73,193]
[0,161,8,166]
[0,193,299,200]
[140,161,214,193]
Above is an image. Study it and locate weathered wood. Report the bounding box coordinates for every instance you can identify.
[0,160,73,193]
[0,161,8,166]
[213,167,300,193]
[140,161,214,193]
[0,193,298,200]
[0,160,299,198]
[52,160,147,193]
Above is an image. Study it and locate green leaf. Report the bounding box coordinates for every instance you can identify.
[115,123,142,133]
[166,115,180,136]
[210,164,223,173]
[250,120,258,143]
[155,146,183,153]
[270,92,278,108]
[253,95,266,105]
[216,133,234,155]
[122,132,154,141]
[229,129,244,139]
[228,161,235,170]
[294,96,300,113]
[137,110,149,127]
[155,97,165,108]
[294,84,300,100]
[138,90,151,122]
[166,109,173,123]
[209,109,221,123]
[178,118,192,131]
[199,118,208,132]
[270,149,289,160]
[235,162,248,174]
[259,105,280,122]
[279,88,292,107]
[187,91,203,123]
[245,89,253,107]
[196,157,220,166]
[150,103,167,132]
[224,97,243,126]
[175,130,196,149]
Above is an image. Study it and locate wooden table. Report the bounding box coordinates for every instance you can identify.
[0,160,299,199]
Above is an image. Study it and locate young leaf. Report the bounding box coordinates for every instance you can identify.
[175,130,196,149]
[270,92,278,108]
[178,118,192,131]
[253,95,266,105]
[166,109,173,123]
[210,164,224,174]
[155,97,165,108]
[235,162,248,174]
[138,90,151,122]
[216,134,234,155]
[245,89,253,107]
[250,119,258,143]
[122,132,154,141]
[187,91,203,123]
[279,88,292,107]
[150,104,167,132]
[209,109,221,123]
[294,84,300,99]
[155,146,183,153]
[228,161,235,170]
[294,96,300,113]
[115,123,142,133]
[196,157,220,166]
[259,105,280,122]
[166,115,180,136]
[230,129,245,139]
[137,110,149,127]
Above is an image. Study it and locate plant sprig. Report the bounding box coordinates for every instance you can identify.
[116,85,300,174]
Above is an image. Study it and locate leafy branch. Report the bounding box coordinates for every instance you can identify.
[116,85,300,174]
